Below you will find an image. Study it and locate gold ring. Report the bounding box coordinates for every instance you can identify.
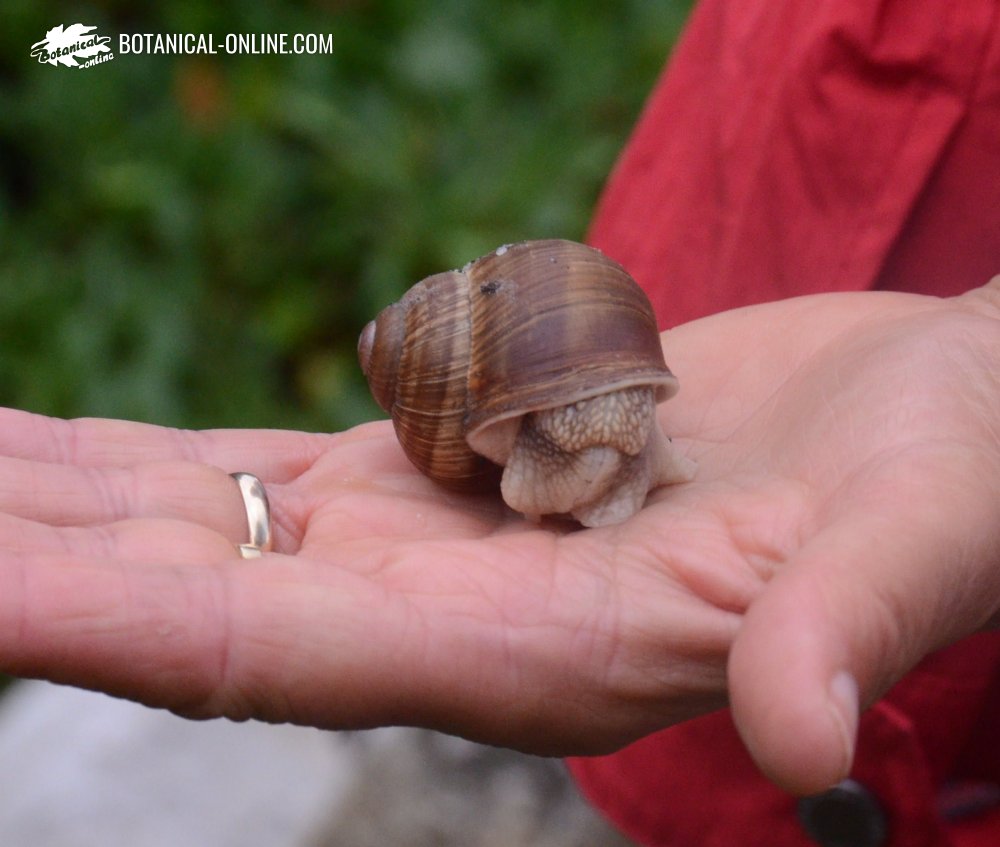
[231,472,272,558]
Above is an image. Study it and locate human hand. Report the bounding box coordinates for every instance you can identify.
[0,279,996,795]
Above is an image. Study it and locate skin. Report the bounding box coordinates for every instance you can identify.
[0,279,997,796]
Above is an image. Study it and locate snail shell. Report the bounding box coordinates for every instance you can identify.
[358,239,695,526]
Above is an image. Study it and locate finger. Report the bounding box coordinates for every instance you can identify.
[0,534,735,755]
[0,549,454,738]
[728,488,1000,795]
[0,457,252,545]
[0,512,238,564]
[0,547,452,730]
[0,551,244,714]
[0,408,340,482]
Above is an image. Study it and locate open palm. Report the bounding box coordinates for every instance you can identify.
[1,281,997,794]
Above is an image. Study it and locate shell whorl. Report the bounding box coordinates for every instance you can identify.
[462,240,677,464]
[361,270,497,489]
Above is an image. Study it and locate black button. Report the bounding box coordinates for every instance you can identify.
[797,779,888,847]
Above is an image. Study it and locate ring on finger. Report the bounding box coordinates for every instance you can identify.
[230,472,273,558]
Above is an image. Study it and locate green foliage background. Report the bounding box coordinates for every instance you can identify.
[0,1,691,433]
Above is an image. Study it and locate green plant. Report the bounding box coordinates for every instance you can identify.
[0,0,692,431]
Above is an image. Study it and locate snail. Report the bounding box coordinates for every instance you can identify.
[357,239,695,526]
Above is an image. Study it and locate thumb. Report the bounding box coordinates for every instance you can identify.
[727,499,999,795]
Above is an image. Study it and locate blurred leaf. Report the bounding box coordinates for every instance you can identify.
[0,0,693,433]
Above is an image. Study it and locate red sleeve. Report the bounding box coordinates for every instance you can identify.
[571,2,1000,845]
[587,0,1000,329]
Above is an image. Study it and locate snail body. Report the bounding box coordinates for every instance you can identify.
[358,239,695,526]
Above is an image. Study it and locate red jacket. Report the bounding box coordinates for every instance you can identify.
[568,1,1000,845]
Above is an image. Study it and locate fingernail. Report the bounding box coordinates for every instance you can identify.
[828,671,859,780]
